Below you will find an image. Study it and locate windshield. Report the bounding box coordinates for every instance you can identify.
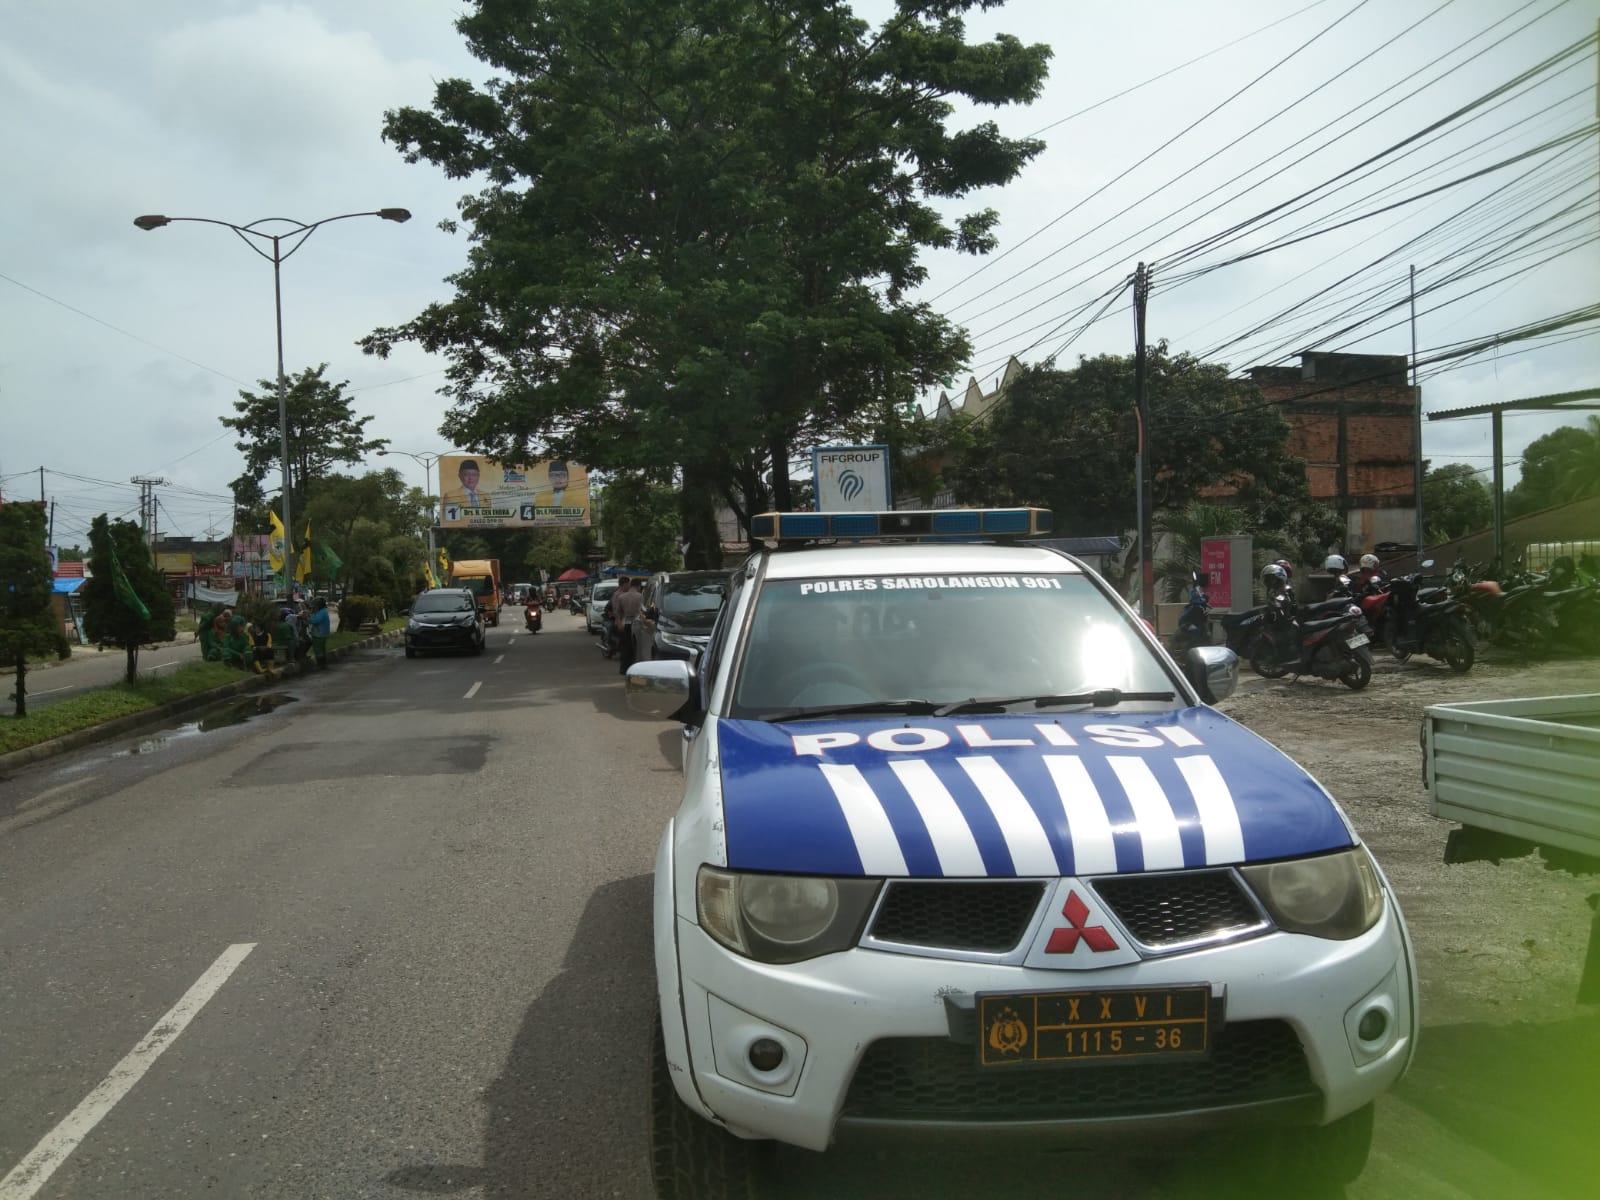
[661,577,727,616]
[730,573,1176,718]
[592,581,619,602]
[413,593,476,614]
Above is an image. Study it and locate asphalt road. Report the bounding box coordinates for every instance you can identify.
[1,619,1592,1199]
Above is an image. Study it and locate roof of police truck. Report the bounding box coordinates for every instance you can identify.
[759,540,1084,580]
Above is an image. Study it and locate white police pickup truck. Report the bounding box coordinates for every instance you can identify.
[626,509,1417,1198]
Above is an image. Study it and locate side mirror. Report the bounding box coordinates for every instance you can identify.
[1184,646,1239,704]
[645,604,659,620]
[625,659,695,721]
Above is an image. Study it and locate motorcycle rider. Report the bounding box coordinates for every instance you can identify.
[1352,553,1385,591]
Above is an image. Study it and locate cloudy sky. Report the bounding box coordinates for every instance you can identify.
[4,0,1595,547]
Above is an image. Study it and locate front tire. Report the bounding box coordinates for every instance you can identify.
[1339,645,1373,690]
[651,1019,766,1200]
[1438,618,1475,673]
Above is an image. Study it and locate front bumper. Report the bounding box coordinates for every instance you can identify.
[663,899,1414,1152]
[405,625,478,650]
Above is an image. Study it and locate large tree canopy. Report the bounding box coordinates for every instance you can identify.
[221,364,388,537]
[942,349,1330,546]
[1422,461,1493,542]
[363,0,1051,546]
[1508,418,1600,517]
[82,516,176,683]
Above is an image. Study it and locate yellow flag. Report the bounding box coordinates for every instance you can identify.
[268,511,286,571]
[296,524,312,582]
[437,548,449,578]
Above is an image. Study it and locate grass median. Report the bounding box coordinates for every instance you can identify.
[1,619,406,756]
[1,661,244,755]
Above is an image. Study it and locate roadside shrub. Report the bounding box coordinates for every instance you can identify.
[338,593,386,631]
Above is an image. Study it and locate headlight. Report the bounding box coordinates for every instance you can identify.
[407,618,421,630]
[1239,848,1384,940]
[696,866,881,964]
[659,630,702,652]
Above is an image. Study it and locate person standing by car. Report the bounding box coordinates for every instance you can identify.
[308,597,332,669]
[610,576,644,673]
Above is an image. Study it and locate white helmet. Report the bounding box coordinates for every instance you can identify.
[1360,553,1380,569]
[1261,563,1288,587]
[1323,554,1346,572]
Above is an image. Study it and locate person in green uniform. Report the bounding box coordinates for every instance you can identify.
[222,617,251,670]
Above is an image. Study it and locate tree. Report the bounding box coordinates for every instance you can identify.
[597,474,683,571]
[56,545,84,562]
[81,515,176,683]
[945,350,1325,541]
[363,0,1049,537]
[1507,423,1596,517]
[221,363,388,565]
[0,501,69,717]
[302,470,431,607]
[1422,462,1493,542]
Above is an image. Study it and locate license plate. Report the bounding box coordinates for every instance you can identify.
[977,985,1212,1067]
[1345,633,1369,648]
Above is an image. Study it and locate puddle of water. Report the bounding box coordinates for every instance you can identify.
[116,694,299,756]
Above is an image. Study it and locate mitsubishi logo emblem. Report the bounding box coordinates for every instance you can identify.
[1045,891,1118,954]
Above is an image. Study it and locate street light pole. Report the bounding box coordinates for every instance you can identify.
[134,208,411,596]
[376,448,445,562]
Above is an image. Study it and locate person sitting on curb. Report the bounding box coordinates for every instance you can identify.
[248,619,276,676]
[198,609,223,662]
[222,617,252,670]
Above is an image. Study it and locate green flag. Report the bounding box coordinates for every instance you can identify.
[109,542,151,619]
[316,542,344,575]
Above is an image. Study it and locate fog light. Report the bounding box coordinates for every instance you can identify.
[748,1038,785,1072]
[1357,1008,1388,1042]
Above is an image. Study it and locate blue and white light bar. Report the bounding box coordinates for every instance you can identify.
[750,508,1053,542]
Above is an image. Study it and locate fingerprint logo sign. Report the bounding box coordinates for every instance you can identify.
[813,445,890,511]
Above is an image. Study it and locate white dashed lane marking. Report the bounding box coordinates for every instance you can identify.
[464,681,483,700]
[0,943,256,1200]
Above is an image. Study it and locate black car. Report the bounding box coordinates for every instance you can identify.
[404,588,486,657]
[634,570,730,661]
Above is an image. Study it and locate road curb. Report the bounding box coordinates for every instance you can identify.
[0,629,404,776]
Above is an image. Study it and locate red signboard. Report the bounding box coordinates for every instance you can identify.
[1200,538,1233,610]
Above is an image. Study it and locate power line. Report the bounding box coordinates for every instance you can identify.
[949,0,1569,361]
[927,0,1378,307]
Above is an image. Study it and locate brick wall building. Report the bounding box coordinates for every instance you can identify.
[1246,351,1419,552]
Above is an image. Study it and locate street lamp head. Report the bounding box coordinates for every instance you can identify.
[133,214,171,230]
[378,208,412,223]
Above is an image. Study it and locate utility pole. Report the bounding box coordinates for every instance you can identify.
[1132,263,1154,621]
[131,476,168,552]
[40,465,46,504]
[1410,265,1423,558]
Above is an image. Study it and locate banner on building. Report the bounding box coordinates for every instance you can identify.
[812,445,891,512]
[436,456,591,529]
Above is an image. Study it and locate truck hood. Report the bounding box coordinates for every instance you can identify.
[714,709,1352,878]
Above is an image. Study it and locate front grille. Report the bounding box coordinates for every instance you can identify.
[841,1021,1313,1121]
[869,881,1046,953]
[1091,870,1264,949]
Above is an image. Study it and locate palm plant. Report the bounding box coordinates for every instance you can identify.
[1153,503,1255,601]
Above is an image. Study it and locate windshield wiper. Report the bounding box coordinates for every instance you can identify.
[934,689,1175,716]
[761,699,942,722]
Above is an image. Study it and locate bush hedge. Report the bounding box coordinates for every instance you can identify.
[338,594,387,631]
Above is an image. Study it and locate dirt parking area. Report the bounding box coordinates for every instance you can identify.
[1218,649,1600,1199]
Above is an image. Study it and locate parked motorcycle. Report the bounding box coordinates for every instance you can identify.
[1544,556,1600,655]
[1169,573,1212,656]
[1454,558,1556,654]
[1250,591,1374,690]
[524,598,543,634]
[1383,562,1475,672]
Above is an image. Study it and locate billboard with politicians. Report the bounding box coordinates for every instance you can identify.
[437,456,591,529]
